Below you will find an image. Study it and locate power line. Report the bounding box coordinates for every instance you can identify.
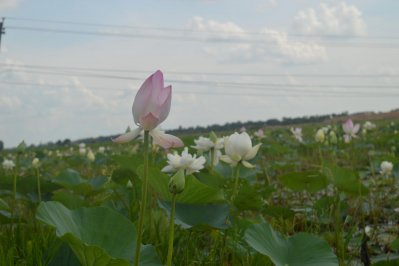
[5,16,399,41]
[1,68,398,89]
[1,79,398,98]
[5,25,399,49]
[1,62,398,78]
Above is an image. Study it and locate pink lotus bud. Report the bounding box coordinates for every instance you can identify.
[132,70,172,131]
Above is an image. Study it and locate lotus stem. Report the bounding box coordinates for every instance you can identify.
[36,168,41,202]
[134,130,150,266]
[209,148,215,173]
[231,165,241,201]
[166,193,177,266]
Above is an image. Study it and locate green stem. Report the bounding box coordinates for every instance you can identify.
[12,172,17,204]
[231,165,241,201]
[334,192,345,265]
[209,149,215,173]
[36,168,41,202]
[166,193,177,266]
[134,130,150,266]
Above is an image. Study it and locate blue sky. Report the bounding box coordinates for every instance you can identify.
[0,0,398,147]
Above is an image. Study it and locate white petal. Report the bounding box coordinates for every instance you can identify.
[112,127,142,143]
[244,143,262,161]
[161,165,175,173]
[220,155,237,166]
[242,160,255,168]
[150,128,184,149]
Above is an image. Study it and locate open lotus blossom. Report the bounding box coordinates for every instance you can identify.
[220,132,261,168]
[2,159,15,170]
[253,128,265,139]
[290,127,303,143]
[380,161,393,176]
[363,121,376,130]
[162,147,206,175]
[192,136,224,166]
[191,136,214,152]
[342,119,360,143]
[113,70,183,149]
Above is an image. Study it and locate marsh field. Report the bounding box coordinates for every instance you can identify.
[0,117,398,266]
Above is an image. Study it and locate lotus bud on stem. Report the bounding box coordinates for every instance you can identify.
[166,169,185,266]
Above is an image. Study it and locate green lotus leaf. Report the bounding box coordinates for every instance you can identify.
[245,220,338,266]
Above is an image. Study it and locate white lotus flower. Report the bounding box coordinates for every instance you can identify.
[363,121,376,130]
[87,150,96,162]
[290,128,303,143]
[342,119,360,143]
[79,143,86,149]
[162,147,206,175]
[98,146,106,153]
[2,159,15,170]
[220,132,261,168]
[79,147,86,155]
[32,158,40,168]
[191,136,214,152]
[214,138,224,150]
[315,129,325,143]
[380,161,393,176]
[192,136,224,166]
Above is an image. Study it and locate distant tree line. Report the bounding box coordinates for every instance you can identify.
[3,110,367,149]
[167,111,349,136]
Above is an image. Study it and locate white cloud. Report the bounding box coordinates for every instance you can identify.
[186,16,247,40]
[260,28,327,63]
[186,16,327,64]
[0,0,20,10]
[292,2,367,36]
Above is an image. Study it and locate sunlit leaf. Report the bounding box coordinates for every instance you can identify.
[159,200,230,229]
[245,220,338,266]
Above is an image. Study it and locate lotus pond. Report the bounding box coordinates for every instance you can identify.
[0,119,398,266]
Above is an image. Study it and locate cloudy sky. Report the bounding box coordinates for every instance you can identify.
[0,0,398,147]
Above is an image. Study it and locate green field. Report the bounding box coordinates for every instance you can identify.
[0,118,398,266]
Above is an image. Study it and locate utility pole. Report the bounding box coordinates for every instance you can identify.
[0,18,5,50]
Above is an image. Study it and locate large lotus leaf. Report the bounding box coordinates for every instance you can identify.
[195,171,225,189]
[0,198,9,210]
[233,181,263,211]
[138,166,225,204]
[278,171,328,192]
[245,221,338,266]
[372,253,399,265]
[37,201,142,266]
[159,200,230,229]
[48,243,80,266]
[52,169,89,191]
[88,176,109,190]
[323,165,369,196]
[112,154,143,172]
[51,191,89,209]
[140,245,164,266]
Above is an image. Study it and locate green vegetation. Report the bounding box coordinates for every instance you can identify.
[0,117,398,266]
